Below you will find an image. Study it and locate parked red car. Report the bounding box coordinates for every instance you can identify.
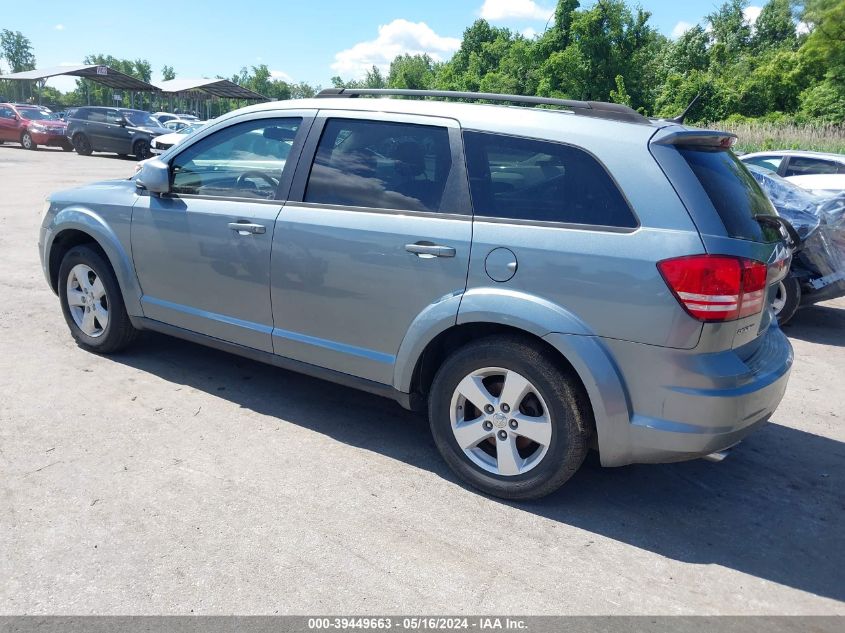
[0,103,72,151]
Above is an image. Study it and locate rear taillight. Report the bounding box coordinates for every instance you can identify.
[658,255,768,322]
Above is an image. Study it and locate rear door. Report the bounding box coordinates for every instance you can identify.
[0,106,17,141]
[270,111,472,385]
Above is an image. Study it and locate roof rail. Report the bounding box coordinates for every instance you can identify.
[316,88,649,124]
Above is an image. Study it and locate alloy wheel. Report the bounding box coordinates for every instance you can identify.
[66,264,109,338]
[449,367,552,476]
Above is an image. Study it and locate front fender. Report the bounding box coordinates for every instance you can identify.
[45,206,143,316]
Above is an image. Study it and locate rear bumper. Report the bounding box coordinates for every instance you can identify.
[546,326,793,467]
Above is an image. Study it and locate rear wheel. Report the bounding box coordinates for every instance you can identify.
[428,336,591,500]
[73,133,92,156]
[58,246,138,354]
[773,275,801,326]
[21,131,36,150]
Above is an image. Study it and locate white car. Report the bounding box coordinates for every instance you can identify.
[163,119,199,132]
[740,150,845,193]
[152,112,199,126]
[150,121,206,154]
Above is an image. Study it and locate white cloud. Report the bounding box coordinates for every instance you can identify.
[54,24,64,31]
[480,0,554,22]
[671,21,694,39]
[743,6,763,25]
[521,27,539,39]
[331,19,460,79]
[270,69,293,82]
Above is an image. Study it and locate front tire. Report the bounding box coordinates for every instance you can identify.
[773,275,801,326]
[428,336,591,500]
[133,139,151,160]
[21,131,36,150]
[58,246,138,354]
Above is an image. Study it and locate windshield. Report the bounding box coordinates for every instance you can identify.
[123,111,163,128]
[178,123,205,135]
[679,147,781,243]
[18,108,58,121]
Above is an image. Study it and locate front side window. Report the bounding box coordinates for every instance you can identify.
[304,118,453,212]
[783,156,844,176]
[123,111,162,128]
[170,117,301,199]
[463,131,637,228]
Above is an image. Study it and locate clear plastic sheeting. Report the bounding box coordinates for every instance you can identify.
[748,164,845,304]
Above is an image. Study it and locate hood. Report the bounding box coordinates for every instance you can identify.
[27,119,66,129]
[129,126,168,136]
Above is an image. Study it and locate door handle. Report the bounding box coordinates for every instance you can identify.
[228,222,266,236]
[405,242,456,258]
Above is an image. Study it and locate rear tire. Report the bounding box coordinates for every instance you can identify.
[773,275,801,326]
[21,131,36,150]
[428,336,591,500]
[58,246,138,354]
[73,133,93,156]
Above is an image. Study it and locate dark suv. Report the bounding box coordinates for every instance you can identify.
[66,107,169,159]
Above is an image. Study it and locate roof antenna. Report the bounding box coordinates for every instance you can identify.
[668,93,701,124]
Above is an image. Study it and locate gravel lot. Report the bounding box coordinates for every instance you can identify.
[1,144,843,615]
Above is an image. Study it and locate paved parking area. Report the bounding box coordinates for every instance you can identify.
[1,144,844,615]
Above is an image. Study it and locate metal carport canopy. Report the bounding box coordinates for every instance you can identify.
[0,65,160,92]
[155,78,267,100]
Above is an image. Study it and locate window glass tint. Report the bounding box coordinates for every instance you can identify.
[0,107,14,119]
[783,156,843,176]
[743,155,782,172]
[679,147,779,242]
[171,117,301,199]
[463,131,636,228]
[304,119,452,212]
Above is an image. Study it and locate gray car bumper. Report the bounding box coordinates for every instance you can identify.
[605,325,793,464]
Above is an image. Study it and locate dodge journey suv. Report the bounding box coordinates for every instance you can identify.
[39,89,794,499]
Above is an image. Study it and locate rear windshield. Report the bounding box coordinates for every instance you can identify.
[679,147,780,242]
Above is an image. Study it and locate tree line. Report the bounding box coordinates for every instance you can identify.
[1,0,843,124]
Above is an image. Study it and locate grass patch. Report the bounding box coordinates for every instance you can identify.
[706,121,845,154]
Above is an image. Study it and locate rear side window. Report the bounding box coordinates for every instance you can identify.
[463,131,637,228]
[679,147,779,242]
[783,156,845,176]
[305,119,453,212]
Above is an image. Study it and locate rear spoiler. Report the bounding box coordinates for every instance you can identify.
[651,129,737,148]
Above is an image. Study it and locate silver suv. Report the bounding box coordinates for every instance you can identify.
[38,89,794,499]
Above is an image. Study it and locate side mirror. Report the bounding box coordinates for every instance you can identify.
[135,158,170,195]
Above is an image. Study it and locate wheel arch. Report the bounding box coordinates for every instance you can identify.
[46,209,143,316]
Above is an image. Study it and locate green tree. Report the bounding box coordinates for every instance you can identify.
[161,65,176,81]
[0,29,36,101]
[752,0,797,51]
[388,54,436,89]
[707,0,752,67]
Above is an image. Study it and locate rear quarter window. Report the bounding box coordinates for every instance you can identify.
[463,131,637,228]
[679,147,779,242]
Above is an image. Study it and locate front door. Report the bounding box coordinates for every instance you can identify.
[131,113,313,352]
[271,112,472,385]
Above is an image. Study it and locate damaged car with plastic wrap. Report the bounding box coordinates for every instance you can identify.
[747,164,845,325]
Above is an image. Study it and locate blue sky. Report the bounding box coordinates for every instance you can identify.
[2,0,763,91]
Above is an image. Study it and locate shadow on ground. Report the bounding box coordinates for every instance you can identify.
[105,328,845,603]
[785,303,845,347]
